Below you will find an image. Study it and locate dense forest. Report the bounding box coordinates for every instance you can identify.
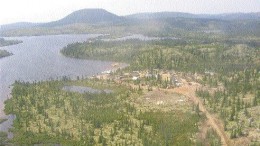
[61,38,260,73]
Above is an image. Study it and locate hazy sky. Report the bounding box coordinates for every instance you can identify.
[0,0,260,25]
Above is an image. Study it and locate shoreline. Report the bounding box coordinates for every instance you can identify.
[0,34,117,135]
[0,61,128,137]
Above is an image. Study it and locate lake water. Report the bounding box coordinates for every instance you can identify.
[0,34,115,132]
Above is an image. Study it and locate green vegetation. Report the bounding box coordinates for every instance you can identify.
[138,112,200,146]
[61,39,147,62]
[195,68,260,140]
[2,16,260,39]
[2,8,259,38]
[0,38,22,58]
[0,119,7,124]
[61,34,260,145]
[0,50,12,58]
[0,131,8,146]
[2,9,260,145]
[196,128,221,146]
[205,129,222,146]
[62,38,260,73]
[4,79,201,145]
[0,38,22,47]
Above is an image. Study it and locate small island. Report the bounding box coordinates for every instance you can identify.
[0,38,22,47]
[0,50,13,58]
[0,38,22,59]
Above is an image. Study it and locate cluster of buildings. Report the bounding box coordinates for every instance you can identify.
[91,69,183,88]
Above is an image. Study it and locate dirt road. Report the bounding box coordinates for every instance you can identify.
[121,78,232,145]
[169,81,232,146]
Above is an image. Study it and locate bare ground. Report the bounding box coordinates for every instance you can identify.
[166,80,232,146]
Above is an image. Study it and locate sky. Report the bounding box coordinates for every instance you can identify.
[0,0,260,25]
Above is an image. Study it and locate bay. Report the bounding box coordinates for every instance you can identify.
[0,34,114,132]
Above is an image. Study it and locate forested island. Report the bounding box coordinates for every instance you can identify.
[0,38,22,47]
[0,38,22,59]
[0,50,12,58]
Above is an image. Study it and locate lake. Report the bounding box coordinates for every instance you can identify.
[0,34,115,132]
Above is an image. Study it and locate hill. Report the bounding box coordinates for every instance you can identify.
[201,12,260,20]
[0,22,39,32]
[127,12,260,20]
[42,9,124,27]
[126,12,197,19]
[0,9,259,37]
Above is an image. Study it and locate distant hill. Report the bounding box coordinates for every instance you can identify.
[199,12,260,20]
[126,12,260,20]
[126,12,197,19]
[0,22,39,31]
[42,9,124,27]
[0,8,259,37]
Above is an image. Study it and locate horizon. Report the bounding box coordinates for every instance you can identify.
[1,0,260,25]
[1,8,260,26]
